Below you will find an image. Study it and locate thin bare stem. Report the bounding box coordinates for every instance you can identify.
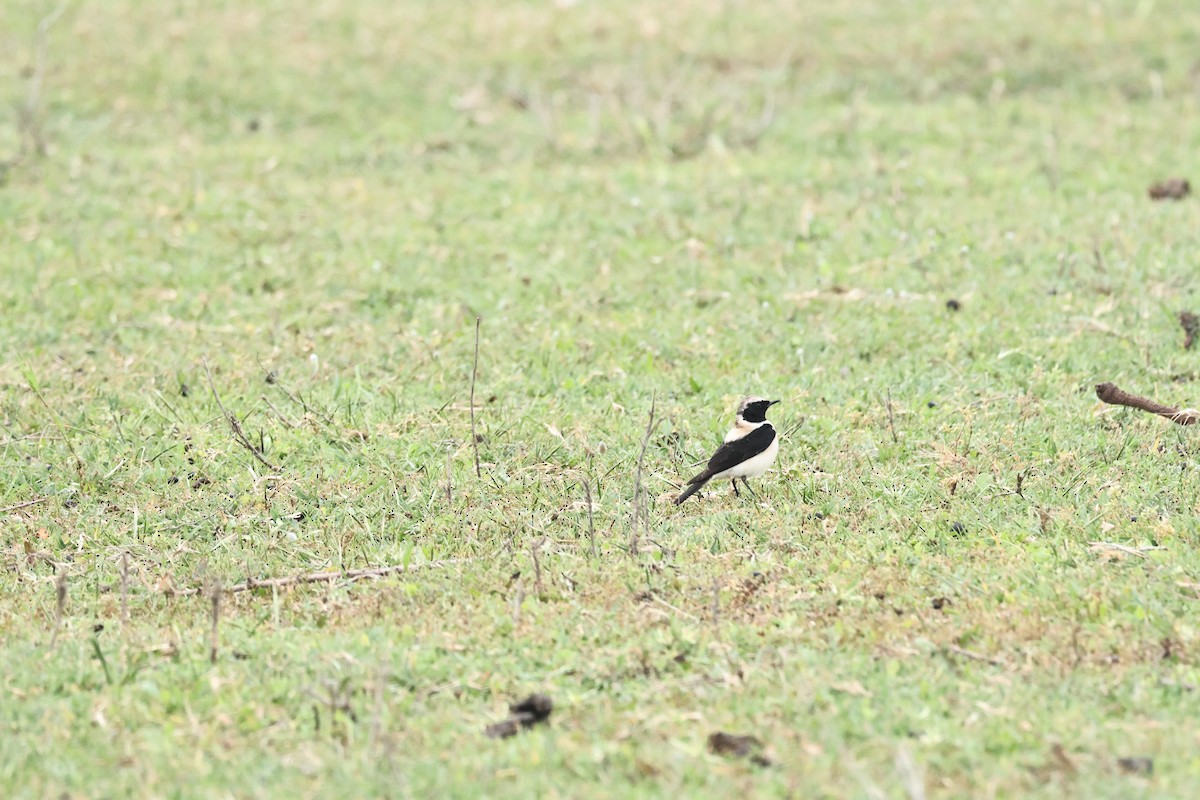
[25,369,84,478]
[711,578,721,625]
[163,558,472,597]
[583,478,596,558]
[261,395,300,428]
[275,380,336,426]
[120,551,130,626]
[942,644,1005,667]
[885,388,899,444]
[209,579,222,663]
[1089,541,1166,558]
[203,359,280,470]
[531,537,545,596]
[369,667,387,752]
[630,393,658,556]
[470,317,482,478]
[49,566,67,648]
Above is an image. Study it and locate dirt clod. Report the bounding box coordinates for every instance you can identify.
[1148,178,1190,201]
[510,694,553,722]
[485,693,553,739]
[1180,312,1200,350]
[707,732,771,766]
[1117,756,1153,776]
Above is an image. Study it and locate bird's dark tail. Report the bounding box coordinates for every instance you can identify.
[674,474,711,505]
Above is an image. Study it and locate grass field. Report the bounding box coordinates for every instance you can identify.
[4,0,1200,797]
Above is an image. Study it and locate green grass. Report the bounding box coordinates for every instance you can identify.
[3,0,1200,796]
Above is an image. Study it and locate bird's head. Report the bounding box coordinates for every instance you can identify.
[737,396,780,424]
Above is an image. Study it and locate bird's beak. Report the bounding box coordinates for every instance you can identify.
[769,399,781,406]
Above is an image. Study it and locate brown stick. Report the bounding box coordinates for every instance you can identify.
[204,359,281,470]
[1095,382,1200,425]
[470,317,482,478]
[163,558,471,597]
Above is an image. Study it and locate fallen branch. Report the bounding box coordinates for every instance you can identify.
[203,359,280,470]
[163,558,472,597]
[1095,382,1200,426]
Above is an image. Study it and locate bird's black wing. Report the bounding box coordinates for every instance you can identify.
[688,425,776,484]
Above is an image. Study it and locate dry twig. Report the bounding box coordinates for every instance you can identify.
[0,497,49,514]
[1095,382,1200,426]
[261,395,300,428]
[163,558,471,597]
[204,359,280,470]
[1089,541,1166,558]
[885,388,899,444]
[943,644,1004,667]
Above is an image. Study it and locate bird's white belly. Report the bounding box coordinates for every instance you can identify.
[713,436,778,479]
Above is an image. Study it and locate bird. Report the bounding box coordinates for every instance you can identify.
[674,396,780,505]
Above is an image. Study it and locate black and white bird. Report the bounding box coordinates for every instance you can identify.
[674,396,780,505]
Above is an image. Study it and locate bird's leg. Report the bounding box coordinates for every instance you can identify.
[740,478,757,498]
[731,479,739,497]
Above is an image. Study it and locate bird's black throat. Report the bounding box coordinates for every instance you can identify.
[740,400,776,424]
